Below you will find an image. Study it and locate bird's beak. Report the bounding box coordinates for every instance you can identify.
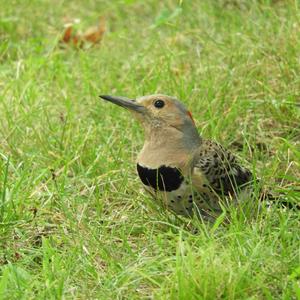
[99,95,145,113]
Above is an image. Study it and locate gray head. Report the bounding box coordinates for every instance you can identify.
[99,94,202,149]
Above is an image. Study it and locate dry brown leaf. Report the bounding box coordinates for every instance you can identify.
[60,17,105,48]
[83,17,105,44]
[62,26,73,43]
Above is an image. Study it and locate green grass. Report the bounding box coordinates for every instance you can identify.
[0,0,300,298]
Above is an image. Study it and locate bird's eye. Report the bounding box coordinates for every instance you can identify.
[154,99,165,108]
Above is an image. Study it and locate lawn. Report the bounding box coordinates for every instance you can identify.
[0,0,299,299]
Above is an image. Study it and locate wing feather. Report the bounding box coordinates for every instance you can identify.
[194,140,252,196]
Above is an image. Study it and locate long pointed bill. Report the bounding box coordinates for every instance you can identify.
[99,95,145,113]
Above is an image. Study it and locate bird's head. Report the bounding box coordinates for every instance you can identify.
[99,94,198,135]
[100,94,202,164]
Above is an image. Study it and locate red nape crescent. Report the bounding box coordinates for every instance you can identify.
[187,111,195,124]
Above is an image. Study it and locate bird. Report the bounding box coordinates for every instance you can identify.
[99,94,259,220]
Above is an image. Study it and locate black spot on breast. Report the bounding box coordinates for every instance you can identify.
[137,164,184,192]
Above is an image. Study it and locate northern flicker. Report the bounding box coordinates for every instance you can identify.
[100,94,255,220]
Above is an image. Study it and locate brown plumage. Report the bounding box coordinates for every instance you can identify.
[100,94,255,220]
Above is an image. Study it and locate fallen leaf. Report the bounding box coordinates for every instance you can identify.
[60,17,105,48]
[83,17,105,44]
[62,26,72,43]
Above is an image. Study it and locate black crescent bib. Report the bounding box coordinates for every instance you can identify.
[137,164,184,192]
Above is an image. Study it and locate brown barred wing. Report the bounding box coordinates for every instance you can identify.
[195,140,252,196]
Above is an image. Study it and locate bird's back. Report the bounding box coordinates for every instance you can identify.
[191,139,253,207]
